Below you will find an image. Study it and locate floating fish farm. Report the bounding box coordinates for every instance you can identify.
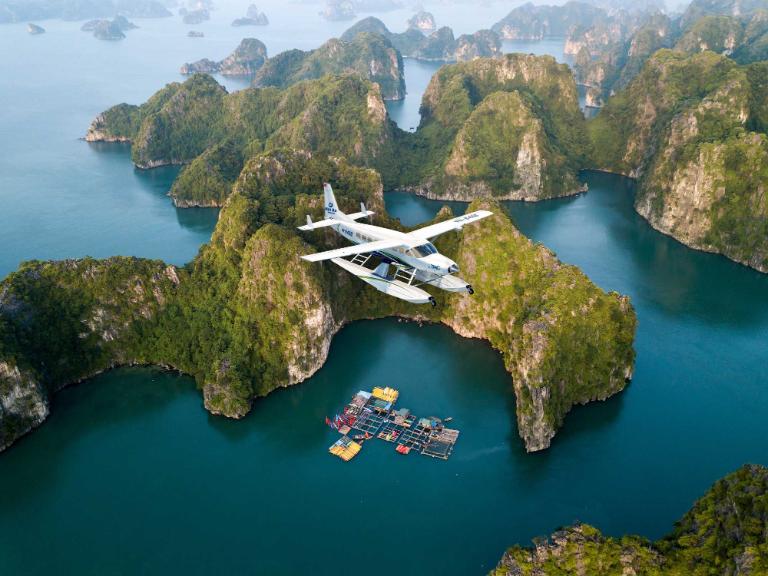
[327,387,460,461]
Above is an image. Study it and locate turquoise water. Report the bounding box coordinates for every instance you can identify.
[3,177,768,574]
[3,6,768,576]
[384,59,443,131]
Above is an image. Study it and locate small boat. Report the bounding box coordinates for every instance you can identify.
[353,432,372,441]
[396,444,411,455]
[444,417,453,423]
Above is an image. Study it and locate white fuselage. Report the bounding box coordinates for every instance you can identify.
[331,220,459,276]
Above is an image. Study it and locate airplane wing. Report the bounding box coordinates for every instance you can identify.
[409,210,493,240]
[301,239,403,262]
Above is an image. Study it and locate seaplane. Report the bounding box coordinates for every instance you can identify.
[298,183,492,305]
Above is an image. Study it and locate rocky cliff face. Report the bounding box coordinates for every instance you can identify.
[0,150,636,454]
[407,11,436,33]
[589,51,768,273]
[491,1,607,41]
[492,464,768,575]
[86,73,396,206]
[571,12,675,104]
[442,201,635,451]
[0,257,181,450]
[493,524,664,575]
[320,0,355,22]
[340,18,502,63]
[675,11,768,64]
[439,91,582,201]
[0,362,48,452]
[411,54,588,202]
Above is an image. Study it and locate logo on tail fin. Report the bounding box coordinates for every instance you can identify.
[324,182,340,218]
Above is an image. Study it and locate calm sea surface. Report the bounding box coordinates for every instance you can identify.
[3,3,767,575]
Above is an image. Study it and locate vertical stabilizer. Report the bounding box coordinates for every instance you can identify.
[324,183,343,219]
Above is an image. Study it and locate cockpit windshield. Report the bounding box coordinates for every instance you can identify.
[412,243,438,257]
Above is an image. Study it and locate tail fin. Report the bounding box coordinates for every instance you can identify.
[324,183,343,219]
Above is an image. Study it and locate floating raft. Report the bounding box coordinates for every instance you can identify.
[329,436,362,461]
[327,387,460,461]
[372,386,399,403]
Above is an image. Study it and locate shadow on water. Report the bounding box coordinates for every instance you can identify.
[174,206,220,234]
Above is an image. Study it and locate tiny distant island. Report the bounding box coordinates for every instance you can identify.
[232,4,268,27]
[181,38,268,76]
[81,15,137,40]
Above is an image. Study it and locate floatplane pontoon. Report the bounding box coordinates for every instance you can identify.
[298,183,492,305]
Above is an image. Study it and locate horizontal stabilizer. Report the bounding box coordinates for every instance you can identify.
[298,218,339,231]
[345,210,375,220]
[301,239,403,262]
[297,211,374,231]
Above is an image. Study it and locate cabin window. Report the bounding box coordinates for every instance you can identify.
[412,243,438,257]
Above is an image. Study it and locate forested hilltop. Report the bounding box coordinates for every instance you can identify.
[179,32,406,101]
[85,73,398,207]
[0,149,636,454]
[588,51,768,273]
[492,464,768,575]
[340,16,502,63]
[253,32,405,101]
[87,53,589,204]
[484,0,768,273]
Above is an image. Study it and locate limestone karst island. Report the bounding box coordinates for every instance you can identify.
[1,0,768,574]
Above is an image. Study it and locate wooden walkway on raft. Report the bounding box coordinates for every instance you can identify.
[328,388,460,461]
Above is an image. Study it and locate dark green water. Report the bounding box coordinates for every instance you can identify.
[3,8,768,576]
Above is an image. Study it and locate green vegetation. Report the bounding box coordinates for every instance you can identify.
[675,15,744,54]
[674,11,768,65]
[572,12,676,104]
[492,464,768,575]
[444,200,636,450]
[569,2,767,106]
[400,54,588,199]
[254,32,405,100]
[588,50,768,272]
[0,257,182,387]
[0,148,636,452]
[339,17,501,62]
[491,1,607,41]
[90,53,586,204]
[181,38,269,77]
[588,50,739,173]
[88,73,396,205]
